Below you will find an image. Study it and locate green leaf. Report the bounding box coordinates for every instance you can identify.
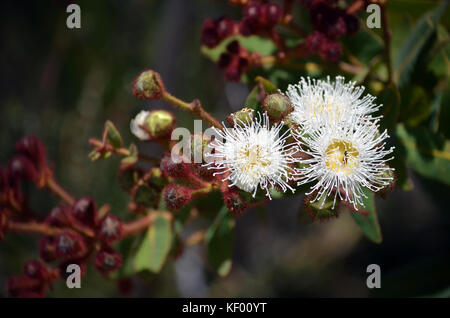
[105,120,123,149]
[120,143,138,169]
[399,85,430,127]
[395,124,450,186]
[377,83,401,132]
[88,149,111,162]
[394,0,449,88]
[134,213,172,273]
[205,206,235,277]
[245,84,266,110]
[201,35,276,63]
[254,76,278,93]
[349,188,382,244]
[438,82,450,139]
[424,286,450,298]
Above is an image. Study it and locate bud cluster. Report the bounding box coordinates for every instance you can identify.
[303,1,359,62]
[201,0,362,79]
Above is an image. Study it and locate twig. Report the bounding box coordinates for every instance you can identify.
[46,175,75,206]
[162,92,223,129]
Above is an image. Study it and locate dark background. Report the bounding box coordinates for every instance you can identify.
[0,0,449,297]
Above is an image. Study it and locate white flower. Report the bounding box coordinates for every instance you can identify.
[206,112,299,199]
[285,76,380,129]
[130,110,150,140]
[294,118,395,210]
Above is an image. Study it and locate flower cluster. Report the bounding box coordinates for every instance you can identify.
[286,76,395,211]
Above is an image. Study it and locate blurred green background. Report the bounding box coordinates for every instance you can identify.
[0,0,449,297]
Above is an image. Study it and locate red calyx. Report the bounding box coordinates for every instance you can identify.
[94,246,123,275]
[97,215,123,243]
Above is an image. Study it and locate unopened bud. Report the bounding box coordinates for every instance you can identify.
[94,247,123,275]
[71,197,97,226]
[7,155,39,183]
[98,215,123,243]
[160,154,191,179]
[376,166,396,199]
[7,275,46,298]
[223,189,247,214]
[226,107,254,126]
[262,93,293,121]
[23,260,48,280]
[304,193,339,222]
[132,70,165,100]
[15,136,47,170]
[55,232,88,261]
[163,184,193,211]
[45,204,71,228]
[130,110,175,141]
[146,110,175,139]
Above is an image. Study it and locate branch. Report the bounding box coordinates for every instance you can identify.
[162,92,223,129]
[46,175,75,206]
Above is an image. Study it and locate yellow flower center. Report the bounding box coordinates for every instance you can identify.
[311,103,341,120]
[240,144,269,172]
[325,140,359,175]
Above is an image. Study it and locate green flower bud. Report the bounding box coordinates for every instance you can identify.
[132,70,165,100]
[304,193,339,222]
[261,93,293,121]
[226,107,254,126]
[145,110,175,138]
[130,110,175,141]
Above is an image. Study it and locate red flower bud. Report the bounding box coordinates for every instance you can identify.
[72,197,97,226]
[216,16,235,39]
[39,236,58,262]
[7,275,46,298]
[306,31,327,53]
[45,204,71,227]
[55,232,88,261]
[7,155,39,183]
[326,15,347,39]
[226,40,240,55]
[218,53,232,69]
[225,64,243,82]
[160,154,191,179]
[343,13,359,35]
[94,247,123,275]
[223,188,248,214]
[201,19,220,48]
[319,39,342,62]
[98,215,123,243]
[163,184,193,211]
[239,17,260,36]
[23,260,48,280]
[262,3,281,25]
[15,136,47,171]
[243,2,261,22]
